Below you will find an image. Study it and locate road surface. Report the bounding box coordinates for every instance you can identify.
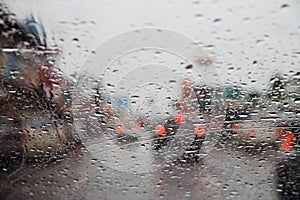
[1,129,298,200]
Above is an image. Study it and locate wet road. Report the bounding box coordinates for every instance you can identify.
[1,130,298,200]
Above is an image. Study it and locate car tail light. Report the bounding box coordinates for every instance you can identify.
[231,122,241,133]
[114,122,125,134]
[194,124,205,137]
[173,112,185,123]
[155,125,166,136]
[280,131,294,151]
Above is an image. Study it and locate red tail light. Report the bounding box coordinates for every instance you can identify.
[231,122,241,133]
[173,112,185,123]
[280,131,294,151]
[155,125,166,136]
[194,124,205,137]
[114,122,125,134]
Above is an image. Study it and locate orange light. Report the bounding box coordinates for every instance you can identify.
[114,122,125,134]
[155,125,166,136]
[280,131,294,151]
[194,124,206,137]
[173,112,185,123]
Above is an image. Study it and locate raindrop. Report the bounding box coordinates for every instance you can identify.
[281,4,290,9]
[185,64,193,69]
[213,18,221,23]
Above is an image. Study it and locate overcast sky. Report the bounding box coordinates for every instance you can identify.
[5,0,300,91]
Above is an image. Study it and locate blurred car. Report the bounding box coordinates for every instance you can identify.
[221,74,300,152]
[0,4,79,170]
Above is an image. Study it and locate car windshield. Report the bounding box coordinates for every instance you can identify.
[0,1,299,200]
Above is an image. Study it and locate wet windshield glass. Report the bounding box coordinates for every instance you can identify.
[0,1,299,200]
